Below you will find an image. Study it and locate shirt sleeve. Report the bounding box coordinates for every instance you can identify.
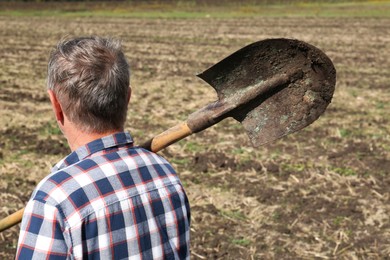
[16,199,69,259]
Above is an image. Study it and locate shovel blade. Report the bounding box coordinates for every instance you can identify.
[197,38,336,146]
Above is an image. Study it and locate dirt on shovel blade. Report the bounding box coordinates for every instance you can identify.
[198,38,336,146]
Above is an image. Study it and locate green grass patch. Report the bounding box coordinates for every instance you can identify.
[376,101,386,109]
[333,215,347,226]
[231,237,251,247]
[40,122,62,136]
[333,167,357,176]
[272,211,281,220]
[338,128,352,138]
[281,162,307,172]
[183,141,204,153]
[220,209,247,221]
[170,157,191,166]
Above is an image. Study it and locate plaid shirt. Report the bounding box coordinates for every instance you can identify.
[16,132,190,260]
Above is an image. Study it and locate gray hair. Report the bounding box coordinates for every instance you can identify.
[47,36,130,133]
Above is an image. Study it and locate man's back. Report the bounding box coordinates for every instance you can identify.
[17,132,190,259]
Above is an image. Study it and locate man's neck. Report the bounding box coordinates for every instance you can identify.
[65,125,122,152]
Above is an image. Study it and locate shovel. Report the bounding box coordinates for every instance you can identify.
[0,38,336,232]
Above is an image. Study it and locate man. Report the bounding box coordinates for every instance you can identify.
[16,36,190,259]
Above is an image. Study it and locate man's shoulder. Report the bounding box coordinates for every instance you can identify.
[31,146,178,212]
[31,168,79,207]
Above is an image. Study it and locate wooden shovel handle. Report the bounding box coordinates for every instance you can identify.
[141,122,193,152]
[0,122,193,232]
[0,208,24,232]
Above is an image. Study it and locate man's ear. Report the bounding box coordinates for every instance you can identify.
[47,90,64,125]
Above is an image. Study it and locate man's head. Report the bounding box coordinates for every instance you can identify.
[47,36,130,134]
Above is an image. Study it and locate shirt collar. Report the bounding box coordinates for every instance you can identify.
[52,131,134,172]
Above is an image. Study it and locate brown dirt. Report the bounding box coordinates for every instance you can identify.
[1,13,390,260]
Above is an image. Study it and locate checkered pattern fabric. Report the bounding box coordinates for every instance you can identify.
[16,132,190,259]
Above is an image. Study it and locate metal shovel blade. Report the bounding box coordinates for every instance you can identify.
[197,38,336,146]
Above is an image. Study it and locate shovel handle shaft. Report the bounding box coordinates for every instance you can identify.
[187,69,303,133]
[141,122,193,152]
[0,208,25,232]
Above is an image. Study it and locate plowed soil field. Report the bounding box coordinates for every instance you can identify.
[1,14,390,259]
